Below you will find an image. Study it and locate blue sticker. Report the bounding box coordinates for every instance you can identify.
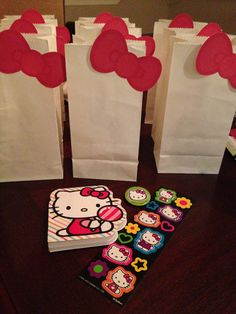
[133,228,164,255]
[146,200,159,211]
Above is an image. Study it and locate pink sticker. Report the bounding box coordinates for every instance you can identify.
[169,13,193,28]
[160,221,175,232]
[102,243,133,265]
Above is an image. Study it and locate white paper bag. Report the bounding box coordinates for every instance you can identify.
[145,19,207,125]
[73,24,142,44]
[0,35,64,182]
[65,40,145,181]
[153,35,236,174]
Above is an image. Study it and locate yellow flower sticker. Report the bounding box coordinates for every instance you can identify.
[131,257,148,272]
[175,197,192,209]
[125,223,140,235]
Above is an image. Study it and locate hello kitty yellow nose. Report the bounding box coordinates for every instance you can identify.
[81,208,88,212]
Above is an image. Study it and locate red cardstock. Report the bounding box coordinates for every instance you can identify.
[169,13,194,28]
[197,23,222,37]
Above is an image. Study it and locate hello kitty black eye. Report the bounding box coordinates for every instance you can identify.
[96,204,100,207]
[66,206,71,210]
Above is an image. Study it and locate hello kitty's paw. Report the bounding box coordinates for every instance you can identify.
[89,219,101,229]
[100,221,113,232]
[57,228,69,236]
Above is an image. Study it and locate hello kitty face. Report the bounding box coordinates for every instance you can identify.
[112,269,130,288]
[129,189,147,201]
[155,188,177,204]
[134,228,164,254]
[158,205,183,222]
[134,210,160,228]
[102,266,136,298]
[102,243,133,265]
[53,186,112,219]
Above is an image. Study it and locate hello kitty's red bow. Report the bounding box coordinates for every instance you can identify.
[124,274,132,283]
[119,248,129,256]
[90,30,162,92]
[80,187,110,199]
[136,189,145,194]
[0,30,66,88]
[148,214,156,220]
[196,32,236,88]
[172,209,180,217]
[152,234,160,241]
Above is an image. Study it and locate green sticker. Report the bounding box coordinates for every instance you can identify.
[118,233,133,244]
[125,186,151,206]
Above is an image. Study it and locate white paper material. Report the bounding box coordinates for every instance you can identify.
[65,41,145,181]
[0,36,63,182]
[145,19,207,125]
[73,24,142,44]
[153,36,236,174]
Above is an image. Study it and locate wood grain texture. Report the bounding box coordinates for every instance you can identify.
[0,100,236,314]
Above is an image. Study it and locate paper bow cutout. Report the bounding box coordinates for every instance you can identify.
[0,30,66,88]
[169,13,194,28]
[10,17,70,56]
[197,23,222,37]
[90,30,161,92]
[196,32,236,88]
[10,19,38,33]
[21,8,45,24]
[94,12,114,23]
[100,17,155,56]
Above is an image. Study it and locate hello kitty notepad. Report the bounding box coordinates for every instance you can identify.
[48,186,127,252]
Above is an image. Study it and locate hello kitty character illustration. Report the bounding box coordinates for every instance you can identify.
[129,189,147,201]
[155,188,177,204]
[102,267,136,298]
[158,205,183,222]
[102,243,133,265]
[134,228,164,254]
[49,186,126,236]
[134,210,161,228]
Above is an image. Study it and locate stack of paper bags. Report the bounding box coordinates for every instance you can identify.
[65,12,161,181]
[150,14,236,174]
[145,15,207,125]
[0,9,70,182]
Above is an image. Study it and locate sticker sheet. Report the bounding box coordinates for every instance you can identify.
[79,187,193,305]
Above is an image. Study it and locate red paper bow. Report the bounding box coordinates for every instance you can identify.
[0,30,66,88]
[90,30,162,92]
[10,15,70,56]
[100,16,155,57]
[196,32,236,88]
[80,187,110,199]
[197,23,222,37]
[168,13,194,28]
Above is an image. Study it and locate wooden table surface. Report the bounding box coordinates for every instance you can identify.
[1,101,236,314]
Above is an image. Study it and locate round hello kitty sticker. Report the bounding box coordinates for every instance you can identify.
[125,186,151,206]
